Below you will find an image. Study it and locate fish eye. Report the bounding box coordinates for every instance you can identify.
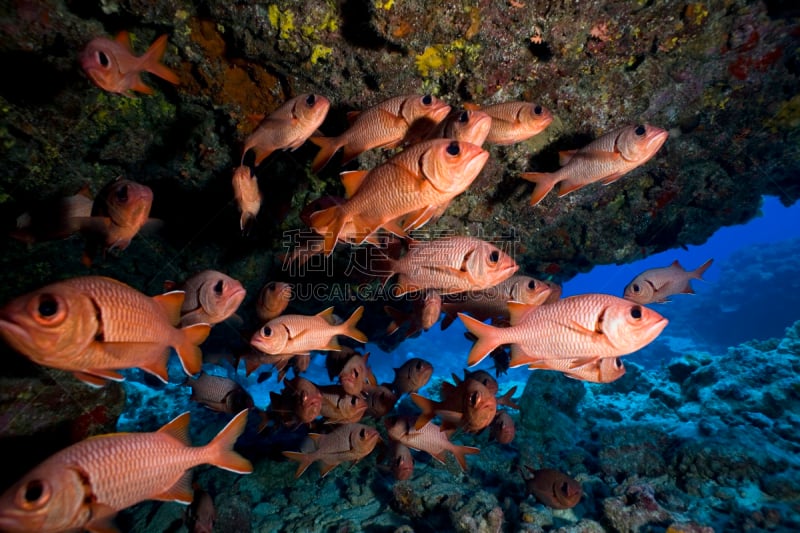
[306,94,316,106]
[359,428,366,438]
[489,250,500,264]
[261,326,272,337]
[97,50,110,68]
[353,368,359,378]
[458,111,469,123]
[350,396,358,406]
[615,358,623,369]
[446,141,460,156]
[37,295,59,318]
[560,481,570,495]
[635,124,646,136]
[632,283,641,293]
[533,105,543,115]
[527,279,537,290]
[213,280,224,295]
[17,479,50,509]
[115,184,129,203]
[422,94,433,105]
[415,360,422,370]
[630,306,642,319]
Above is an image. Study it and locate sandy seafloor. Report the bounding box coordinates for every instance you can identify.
[110,198,800,532]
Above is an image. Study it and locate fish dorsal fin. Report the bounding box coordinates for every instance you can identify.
[158,412,191,446]
[340,170,369,199]
[670,259,683,270]
[317,306,337,325]
[507,301,538,326]
[558,149,578,166]
[114,31,132,50]
[462,102,481,111]
[152,470,193,504]
[152,290,185,327]
[346,110,361,124]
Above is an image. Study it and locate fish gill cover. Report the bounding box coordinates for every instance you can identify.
[0,0,798,532]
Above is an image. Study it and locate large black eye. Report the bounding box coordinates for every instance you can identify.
[415,360,422,370]
[24,480,44,503]
[353,368,359,378]
[446,141,460,156]
[560,481,570,495]
[527,279,537,290]
[630,306,642,319]
[306,94,316,106]
[261,326,272,336]
[489,250,500,263]
[458,111,469,123]
[350,396,358,406]
[615,358,623,369]
[635,125,646,135]
[115,184,129,203]
[422,94,433,105]
[97,50,109,68]
[534,105,543,115]
[469,391,479,407]
[632,284,641,293]
[214,280,224,295]
[359,428,366,438]
[37,295,58,318]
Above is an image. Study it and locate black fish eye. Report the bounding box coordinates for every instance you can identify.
[635,124,646,136]
[615,358,623,368]
[527,279,537,290]
[458,111,469,123]
[469,391,479,406]
[415,361,422,370]
[115,184,128,203]
[24,480,44,503]
[261,326,272,336]
[306,94,316,106]
[359,428,366,438]
[446,141,460,156]
[37,295,58,318]
[630,306,642,319]
[632,284,640,293]
[560,481,569,495]
[350,396,358,406]
[422,94,432,105]
[534,105,542,114]
[353,368,359,378]
[489,250,500,263]
[97,50,109,68]
[214,280,224,295]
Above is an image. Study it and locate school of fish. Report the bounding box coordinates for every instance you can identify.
[0,27,693,531]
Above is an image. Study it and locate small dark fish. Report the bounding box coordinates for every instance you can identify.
[489,411,515,444]
[391,357,434,395]
[522,467,582,509]
[186,372,254,414]
[184,484,216,533]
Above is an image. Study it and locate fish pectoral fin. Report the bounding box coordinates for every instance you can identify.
[85,507,121,533]
[153,470,193,504]
[558,149,578,166]
[319,461,340,477]
[72,371,122,387]
[340,170,370,199]
[563,319,602,338]
[567,357,601,370]
[599,171,626,185]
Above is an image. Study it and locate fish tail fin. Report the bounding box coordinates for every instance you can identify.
[309,136,343,173]
[497,386,520,410]
[282,451,314,478]
[204,410,253,474]
[458,313,502,367]
[451,443,481,472]
[142,34,180,86]
[691,258,714,281]
[341,306,368,343]
[519,172,558,207]
[175,323,211,376]
[251,146,274,167]
[240,211,257,235]
[409,394,436,430]
[309,206,345,256]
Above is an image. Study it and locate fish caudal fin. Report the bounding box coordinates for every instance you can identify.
[409,394,436,430]
[519,172,558,207]
[309,206,346,256]
[341,306,368,343]
[458,313,502,367]
[240,211,257,234]
[309,136,344,173]
[204,409,253,474]
[142,34,180,86]
[691,258,714,281]
[282,451,314,478]
[450,443,481,472]
[175,323,211,376]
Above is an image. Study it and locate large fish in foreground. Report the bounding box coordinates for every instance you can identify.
[459,293,668,368]
[520,124,668,206]
[623,258,713,304]
[309,93,451,172]
[0,276,210,386]
[0,410,252,533]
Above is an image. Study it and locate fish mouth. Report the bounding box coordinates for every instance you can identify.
[0,315,32,348]
[462,149,491,182]
[646,129,670,152]
[646,317,669,340]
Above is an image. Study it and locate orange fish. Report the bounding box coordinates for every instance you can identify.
[79,32,180,96]
[460,293,668,369]
[476,101,553,145]
[520,123,669,206]
[389,441,414,481]
[185,372,254,414]
[489,410,516,444]
[242,93,331,166]
[623,258,713,304]
[231,165,262,234]
[411,377,497,433]
[440,274,552,330]
[338,352,375,396]
[527,356,627,383]
[391,357,434,395]
[363,384,398,419]
[250,306,367,356]
[282,423,381,478]
[0,410,251,533]
[384,289,442,338]
[267,376,323,426]
[309,93,451,172]
[426,109,493,146]
[318,385,369,424]
[256,281,293,322]
[384,416,479,472]
[521,467,582,509]
[381,236,518,297]
[165,270,246,327]
[309,139,489,254]
[0,276,210,386]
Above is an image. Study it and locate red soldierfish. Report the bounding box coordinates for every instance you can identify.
[522,467,582,509]
[282,423,381,478]
[381,236,518,297]
[166,270,246,327]
[309,93,451,172]
[0,276,210,387]
[384,416,480,472]
[391,357,434,395]
[242,94,331,166]
[489,410,516,444]
[384,290,442,338]
[250,306,367,356]
[318,385,369,425]
[80,32,180,96]
[185,372,254,414]
[232,165,262,233]
[460,293,668,368]
[309,139,489,255]
[184,484,217,533]
[526,356,627,383]
[475,101,553,145]
[410,378,497,433]
[0,411,252,533]
[256,281,293,322]
[623,258,713,304]
[389,441,414,481]
[426,109,493,146]
[520,123,669,206]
